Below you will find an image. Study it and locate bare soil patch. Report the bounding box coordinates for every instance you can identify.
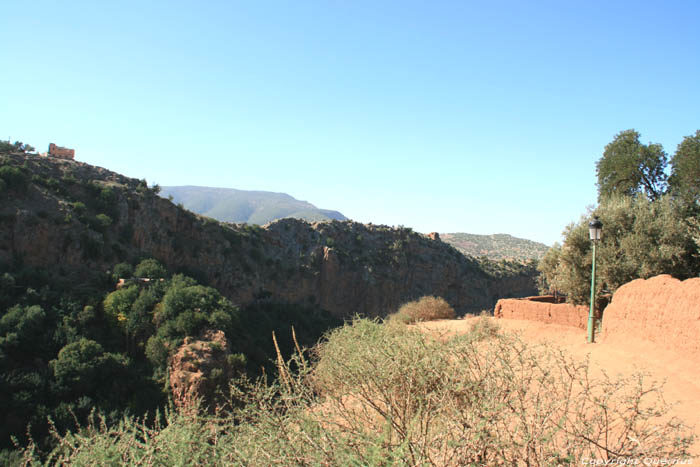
[420,316,700,457]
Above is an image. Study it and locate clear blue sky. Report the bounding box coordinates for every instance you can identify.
[2,1,699,244]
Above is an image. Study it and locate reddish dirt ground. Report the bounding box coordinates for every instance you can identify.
[420,316,700,458]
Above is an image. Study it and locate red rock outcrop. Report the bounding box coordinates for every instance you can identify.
[169,330,236,411]
[494,297,589,329]
[600,274,700,359]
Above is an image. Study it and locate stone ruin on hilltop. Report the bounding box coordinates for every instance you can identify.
[46,143,75,160]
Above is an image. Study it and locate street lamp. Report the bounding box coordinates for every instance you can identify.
[587,216,603,343]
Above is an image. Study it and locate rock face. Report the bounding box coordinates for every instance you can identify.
[601,275,700,359]
[494,296,589,329]
[0,153,536,317]
[169,330,236,410]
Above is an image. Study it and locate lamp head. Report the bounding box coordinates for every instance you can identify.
[589,216,603,242]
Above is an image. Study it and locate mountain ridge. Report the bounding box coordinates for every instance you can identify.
[160,185,347,225]
[441,232,549,262]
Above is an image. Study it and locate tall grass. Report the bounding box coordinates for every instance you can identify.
[21,318,694,466]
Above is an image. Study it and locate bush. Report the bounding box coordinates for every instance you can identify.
[469,310,500,339]
[95,213,112,228]
[111,262,133,282]
[387,295,455,324]
[539,195,699,304]
[71,201,87,215]
[0,166,28,191]
[134,259,166,279]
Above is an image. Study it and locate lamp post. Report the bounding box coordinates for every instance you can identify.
[587,216,603,343]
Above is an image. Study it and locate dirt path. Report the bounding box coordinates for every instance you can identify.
[420,316,700,458]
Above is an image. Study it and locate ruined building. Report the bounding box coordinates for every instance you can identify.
[48,143,75,160]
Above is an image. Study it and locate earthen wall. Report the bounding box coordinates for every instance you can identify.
[600,275,700,359]
[494,297,589,329]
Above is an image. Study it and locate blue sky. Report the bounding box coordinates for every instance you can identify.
[2,1,699,244]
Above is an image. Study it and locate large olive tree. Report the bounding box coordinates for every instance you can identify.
[596,129,667,201]
[539,196,699,305]
[669,130,700,207]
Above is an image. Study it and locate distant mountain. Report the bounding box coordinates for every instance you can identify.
[160,186,347,225]
[441,233,549,262]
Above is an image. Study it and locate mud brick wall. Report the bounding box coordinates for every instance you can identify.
[494,297,589,329]
[601,274,700,359]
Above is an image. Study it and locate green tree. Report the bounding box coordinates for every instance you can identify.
[134,258,167,279]
[95,213,113,229]
[157,282,237,339]
[103,285,140,323]
[51,338,129,395]
[536,243,561,295]
[668,130,700,206]
[0,140,34,154]
[542,195,699,304]
[127,287,161,347]
[0,305,48,363]
[596,129,667,201]
[111,262,134,282]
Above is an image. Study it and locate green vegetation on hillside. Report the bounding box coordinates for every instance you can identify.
[0,256,339,462]
[539,129,700,303]
[0,139,35,155]
[441,232,549,262]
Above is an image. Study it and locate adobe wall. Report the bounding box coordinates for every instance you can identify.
[600,274,700,359]
[494,297,589,329]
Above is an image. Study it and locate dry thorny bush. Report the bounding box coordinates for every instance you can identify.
[387,296,456,324]
[22,318,694,466]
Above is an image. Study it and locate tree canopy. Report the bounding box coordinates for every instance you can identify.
[541,129,700,305]
[596,129,667,201]
[668,130,700,206]
[0,140,35,154]
[538,196,699,304]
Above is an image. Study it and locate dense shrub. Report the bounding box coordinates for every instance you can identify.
[71,201,86,215]
[110,262,133,282]
[387,295,455,324]
[133,258,167,279]
[539,195,699,304]
[0,166,28,191]
[50,338,129,396]
[94,213,112,229]
[469,310,501,339]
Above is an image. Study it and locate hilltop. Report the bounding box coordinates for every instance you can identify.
[0,153,536,318]
[160,185,347,225]
[441,232,549,261]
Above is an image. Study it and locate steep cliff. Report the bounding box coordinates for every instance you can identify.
[0,153,535,317]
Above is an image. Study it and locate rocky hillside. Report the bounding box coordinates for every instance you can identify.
[441,232,549,261]
[0,153,535,317]
[160,185,347,225]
